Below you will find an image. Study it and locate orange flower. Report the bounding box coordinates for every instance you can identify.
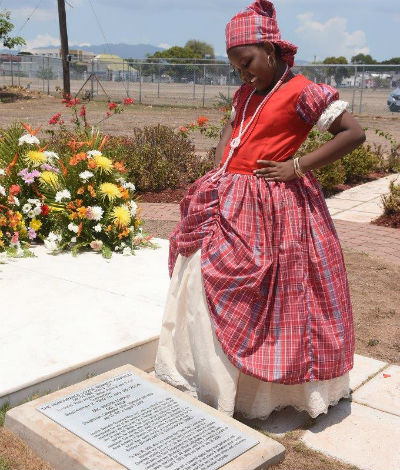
[77,207,87,218]
[189,122,196,128]
[120,188,130,200]
[5,152,19,175]
[69,152,86,166]
[77,187,85,195]
[105,225,112,232]
[77,222,83,237]
[21,122,41,136]
[99,135,110,151]
[58,159,68,177]
[88,159,97,170]
[179,126,188,133]
[68,139,86,153]
[197,116,209,127]
[87,185,96,197]
[114,161,126,173]
[75,199,83,207]
[66,202,75,211]
[118,228,130,239]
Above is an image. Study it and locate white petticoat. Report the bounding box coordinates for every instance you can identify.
[155,249,351,419]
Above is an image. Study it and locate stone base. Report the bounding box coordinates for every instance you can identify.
[5,364,285,470]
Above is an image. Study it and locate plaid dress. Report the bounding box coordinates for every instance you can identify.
[164,75,354,386]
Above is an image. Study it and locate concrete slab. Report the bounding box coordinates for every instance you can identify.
[349,354,387,391]
[5,365,285,470]
[355,201,383,215]
[325,198,361,210]
[353,365,400,416]
[0,239,170,408]
[302,401,400,470]
[331,210,378,223]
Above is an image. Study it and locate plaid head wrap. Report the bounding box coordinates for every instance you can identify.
[225,0,297,67]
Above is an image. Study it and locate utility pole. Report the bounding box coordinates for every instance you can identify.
[57,0,70,96]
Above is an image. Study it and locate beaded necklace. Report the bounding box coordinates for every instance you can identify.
[211,65,290,181]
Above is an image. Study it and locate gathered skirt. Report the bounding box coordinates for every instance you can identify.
[155,168,354,418]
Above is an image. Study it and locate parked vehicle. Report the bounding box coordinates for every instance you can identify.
[387,88,400,112]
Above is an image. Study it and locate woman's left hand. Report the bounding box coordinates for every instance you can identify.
[253,159,297,182]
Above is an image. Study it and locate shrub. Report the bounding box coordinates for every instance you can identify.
[382,180,400,215]
[107,125,197,192]
[341,143,379,183]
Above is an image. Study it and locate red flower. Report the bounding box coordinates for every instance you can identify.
[79,105,86,117]
[41,204,50,216]
[49,113,61,125]
[106,111,112,117]
[197,116,209,127]
[9,184,21,196]
[62,97,80,108]
[179,126,188,133]
[108,102,117,110]
[123,97,134,105]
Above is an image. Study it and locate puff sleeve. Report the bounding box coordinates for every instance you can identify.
[296,83,349,132]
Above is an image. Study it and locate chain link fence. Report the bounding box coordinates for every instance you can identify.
[0,55,399,115]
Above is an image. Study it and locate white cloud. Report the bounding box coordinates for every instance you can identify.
[158,43,171,50]
[295,13,369,60]
[25,34,60,49]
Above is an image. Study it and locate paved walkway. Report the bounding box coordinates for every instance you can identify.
[138,173,400,266]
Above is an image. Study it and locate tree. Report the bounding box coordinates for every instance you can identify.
[0,10,25,48]
[351,53,377,65]
[381,57,400,65]
[323,56,350,85]
[185,40,215,59]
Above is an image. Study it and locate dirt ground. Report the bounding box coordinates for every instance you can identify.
[0,93,399,470]
[0,93,399,155]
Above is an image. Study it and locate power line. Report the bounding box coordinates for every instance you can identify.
[87,0,110,55]
[16,0,44,35]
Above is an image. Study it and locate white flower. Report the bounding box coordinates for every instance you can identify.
[22,203,32,214]
[32,205,41,216]
[86,206,103,221]
[13,196,20,206]
[43,151,59,163]
[28,198,41,205]
[94,223,102,232]
[18,134,40,146]
[120,242,126,247]
[122,247,131,256]
[79,170,94,182]
[0,169,5,176]
[117,177,126,185]
[44,239,58,252]
[47,231,62,242]
[27,210,36,219]
[0,252,7,264]
[55,189,71,203]
[90,240,103,251]
[70,237,77,243]
[87,150,102,158]
[0,184,5,196]
[128,201,137,216]
[68,222,79,233]
[123,182,136,192]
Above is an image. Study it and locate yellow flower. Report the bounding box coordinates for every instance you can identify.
[40,171,60,190]
[25,151,47,166]
[30,218,42,231]
[94,155,113,173]
[112,205,131,227]
[99,183,121,201]
[0,229,3,238]
[20,227,27,237]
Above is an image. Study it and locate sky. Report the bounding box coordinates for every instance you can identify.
[2,0,399,62]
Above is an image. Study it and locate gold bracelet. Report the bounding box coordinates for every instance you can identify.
[293,157,306,178]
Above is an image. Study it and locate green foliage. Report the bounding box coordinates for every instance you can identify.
[0,455,11,470]
[0,10,25,49]
[341,144,379,182]
[0,402,10,426]
[108,126,197,191]
[322,56,350,84]
[381,181,400,215]
[351,53,377,64]
[323,56,348,64]
[185,40,215,59]
[373,129,400,173]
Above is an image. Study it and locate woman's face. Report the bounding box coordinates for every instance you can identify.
[228,43,276,93]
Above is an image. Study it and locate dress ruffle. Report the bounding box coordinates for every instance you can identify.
[168,169,354,385]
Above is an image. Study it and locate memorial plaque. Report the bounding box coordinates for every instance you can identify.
[37,372,259,470]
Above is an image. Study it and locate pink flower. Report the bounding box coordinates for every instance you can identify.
[49,113,61,125]
[123,97,134,105]
[11,232,19,244]
[108,102,117,110]
[90,240,103,252]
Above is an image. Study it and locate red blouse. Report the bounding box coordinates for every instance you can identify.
[221,75,339,175]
